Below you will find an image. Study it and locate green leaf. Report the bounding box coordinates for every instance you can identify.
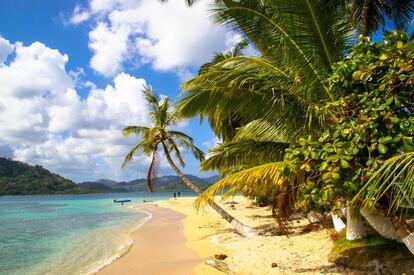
[379,54,388,60]
[352,70,363,81]
[403,137,414,150]
[378,136,393,144]
[385,97,393,105]
[311,194,321,203]
[332,172,340,180]
[340,159,349,168]
[378,143,388,154]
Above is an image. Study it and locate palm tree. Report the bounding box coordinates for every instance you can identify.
[352,0,414,37]
[122,85,256,237]
[176,0,353,224]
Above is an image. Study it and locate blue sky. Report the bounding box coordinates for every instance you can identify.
[0,0,238,182]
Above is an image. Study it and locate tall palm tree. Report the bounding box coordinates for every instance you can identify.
[175,0,354,230]
[351,0,414,37]
[177,0,352,186]
[122,85,256,237]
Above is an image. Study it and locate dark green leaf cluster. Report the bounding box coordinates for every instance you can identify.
[284,31,414,213]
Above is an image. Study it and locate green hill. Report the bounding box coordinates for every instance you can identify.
[0,158,83,195]
[0,157,221,195]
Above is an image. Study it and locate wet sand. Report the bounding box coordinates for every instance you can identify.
[97,203,200,275]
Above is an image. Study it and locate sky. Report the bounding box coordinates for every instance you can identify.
[0,0,239,182]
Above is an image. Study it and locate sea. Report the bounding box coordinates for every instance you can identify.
[0,192,189,275]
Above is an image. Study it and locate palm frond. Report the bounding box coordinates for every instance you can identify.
[194,162,305,230]
[167,138,186,167]
[142,85,160,115]
[234,118,309,143]
[195,162,286,208]
[352,151,414,215]
[215,0,353,97]
[383,0,414,30]
[200,140,289,173]
[169,130,194,143]
[232,39,249,56]
[122,126,150,136]
[173,134,205,162]
[121,140,153,168]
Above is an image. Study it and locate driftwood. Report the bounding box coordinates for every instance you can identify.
[205,257,236,275]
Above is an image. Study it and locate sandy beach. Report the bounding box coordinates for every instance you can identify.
[98,196,358,275]
[160,197,356,275]
[97,203,201,275]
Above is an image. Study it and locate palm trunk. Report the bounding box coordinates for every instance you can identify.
[346,206,367,240]
[332,212,346,232]
[162,143,256,237]
[359,0,373,37]
[360,208,400,241]
[393,219,414,255]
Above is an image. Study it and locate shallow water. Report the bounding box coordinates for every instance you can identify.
[0,192,190,275]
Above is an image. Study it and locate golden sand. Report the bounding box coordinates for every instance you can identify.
[97,203,200,275]
[160,196,355,275]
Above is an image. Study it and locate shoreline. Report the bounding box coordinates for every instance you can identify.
[96,202,202,275]
[87,209,153,275]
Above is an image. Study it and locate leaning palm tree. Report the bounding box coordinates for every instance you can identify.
[122,85,256,237]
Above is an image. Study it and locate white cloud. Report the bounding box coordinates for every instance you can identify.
[0,41,74,143]
[90,0,140,13]
[73,0,239,77]
[0,38,169,182]
[88,22,131,76]
[202,136,222,150]
[129,0,232,71]
[0,36,14,64]
[69,5,91,24]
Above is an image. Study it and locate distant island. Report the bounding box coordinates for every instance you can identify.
[0,157,219,195]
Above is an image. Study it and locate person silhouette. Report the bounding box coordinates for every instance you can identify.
[173,192,176,199]
[178,191,180,198]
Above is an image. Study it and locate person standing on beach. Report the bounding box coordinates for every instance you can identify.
[178,191,180,198]
[173,192,176,199]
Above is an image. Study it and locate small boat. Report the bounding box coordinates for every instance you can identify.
[113,199,131,205]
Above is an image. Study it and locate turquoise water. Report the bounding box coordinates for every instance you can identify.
[0,192,185,275]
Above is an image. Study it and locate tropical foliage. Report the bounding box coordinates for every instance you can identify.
[195,32,414,222]
[177,0,355,179]
[284,33,414,216]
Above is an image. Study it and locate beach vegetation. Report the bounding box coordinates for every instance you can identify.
[173,0,414,252]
